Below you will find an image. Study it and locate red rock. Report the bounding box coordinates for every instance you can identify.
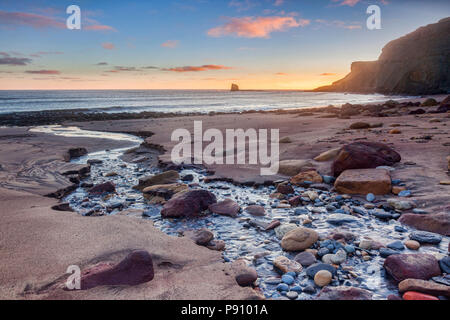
[316,286,373,300]
[161,190,217,218]
[277,183,294,195]
[206,240,226,251]
[290,170,323,185]
[383,254,441,282]
[231,260,258,287]
[332,142,401,177]
[399,213,450,236]
[288,196,302,207]
[402,291,439,301]
[80,250,154,290]
[265,220,281,230]
[245,205,265,216]
[208,198,240,217]
[64,147,88,161]
[89,181,116,195]
[183,228,214,246]
[334,168,392,195]
[387,294,403,300]
[399,279,450,296]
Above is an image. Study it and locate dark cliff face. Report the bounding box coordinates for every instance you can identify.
[314,17,450,95]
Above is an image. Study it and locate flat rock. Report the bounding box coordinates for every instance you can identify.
[410,231,442,244]
[183,228,214,246]
[290,170,323,185]
[334,169,391,195]
[383,254,442,282]
[281,227,319,252]
[209,198,240,217]
[326,213,359,225]
[89,181,116,195]
[245,205,265,217]
[399,213,450,236]
[231,259,258,287]
[306,263,337,278]
[316,286,373,300]
[293,251,317,267]
[399,279,450,297]
[273,256,303,274]
[278,159,315,176]
[134,170,180,191]
[161,190,217,218]
[314,148,341,162]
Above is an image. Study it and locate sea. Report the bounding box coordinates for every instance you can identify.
[0,90,415,114]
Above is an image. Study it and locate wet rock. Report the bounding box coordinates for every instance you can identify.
[387,199,414,211]
[273,256,303,274]
[290,170,323,185]
[278,159,315,176]
[422,98,438,106]
[314,148,342,162]
[316,286,373,300]
[266,220,281,230]
[245,205,265,217]
[380,248,401,258]
[402,291,439,300]
[409,108,426,115]
[288,196,302,207]
[89,181,116,195]
[326,214,359,225]
[387,240,405,251]
[349,122,371,130]
[314,270,333,287]
[183,228,214,246]
[332,142,401,177]
[181,174,194,182]
[232,259,258,287]
[51,202,74,212]
[276,183,294,195]
[399,279,450,297]
[206,240,226,251]
[439,257,450,274]
[306,263,337,278]
[64,147,88,161]
[383,254,441,282]
[334,169,391,195]
[404,240,420,250]
[161,190,217,218]
[80,250,154,290]
[410,231,442,244]
[294,251,317,267]
[281,227,319,252]
[286,291,298,300]
[143,183,188,203]
[87,159,103,165]
[133,170,180,191]
[399,213,450,236]
[209,198,240,217]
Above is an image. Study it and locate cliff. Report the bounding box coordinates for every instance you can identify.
[314,17,450,95]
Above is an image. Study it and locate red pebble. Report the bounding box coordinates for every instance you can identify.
[403,291,439,301]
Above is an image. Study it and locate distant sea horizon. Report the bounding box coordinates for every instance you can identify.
[0,89,418,115]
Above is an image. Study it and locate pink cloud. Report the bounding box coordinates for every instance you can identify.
[332,0,360,6]
[101,42,115,50]
[25,70,61,75]
[208,16,309,38]
[320,73,337,76]
[0,10,65,28]
[85,25,116,31]
[163,65,233,72]
[161,40,179,48]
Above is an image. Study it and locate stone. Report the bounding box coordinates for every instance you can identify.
[389,129,402,134]
[410,231,442,244]
[366,193,375,202]
[439,257,450,274]
[266,220,281,230]
[334,169,391,195]
[276,283,289,292]
[133,170,180,191]
[399,279,450,297]
[288,196,302,207]
[274,224,298,240]
[332,142,401,177]
[402,291,439,300]
[281,227,319,252]
[231,260,258,287]
[316,286,373,300]
[404,240,420,250]
[80,250,154,290]
[380,248,400,258]
[422,98,438,106]
[64,147,88,161]
[51,202,73,212]
[208,198,240,217]
[89,181,116,195]
[314,270,333,287]
[314,148,342,162]
[349,122,371,130]
[286,291,298,300]
[399,213,450,236]
[161,190,217,218]
[290,170,323,185]
[279,137,292,144]
[330,249,347,264]
[398,190,411,197]
[387,241,405,251]
[278,159,315,176]
[245,205,265,217]
[281,274,295,285]
[143,183,189,203]
[273,256,303,274]
[183,228,214,246]
[206,240,226,251]
[277,183,294,195]
[294,251,317,267]
[383,254,442,282]
[306,263,337,278]
[392,186,406,195]
[326,214,359,225]
[387,199,414,211]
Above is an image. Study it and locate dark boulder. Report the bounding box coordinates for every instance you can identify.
[161,190,217,218]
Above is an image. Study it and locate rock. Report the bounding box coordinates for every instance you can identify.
[286,291,298,300]
[358,239,385,250]
[389,129,402,134]
[330,249,347,264]
[399,213,450,236]
[80,250,154,290]
[51,202,73,212]
[276,183,294,195]
[281,274,295,285]
[383,254,442,282]
[387,240,405,251]
[274,224,297,239]
[206,240,226,251]
[409,108,426,115]
[143,183,188,203]
[279,137,292,144]
[161,190,217,218]
[392,186,406,195]
[399,279,450,296]
[422,98,438,106]
[181,174,194,182]
[231,260,257,287]
[89,181,116,195]
[439,257,450,274]
[245,205,265,217]
[380,248,401,258]
[314,270,333,287]
[366,193,375,202]
[332,142,401,177]
[313,18,450,95]
[208,199,240,217]
[316,286,373,300]
[326,214,359,225]
[334,169,392,195]
[278,159,315,176]
[294,251,317,267]
[266,220,281,230]
[349,122,371,130]
[64,147,88,161]
[87,159,103,165]
[290,170,323,185]
[304,190,319,201]
[404,240,420,250]
[273,256,303,274]
[133,170,180,191]
[306,263,337,278]
[183,228,214,246]
[402,291,439,300]
[410,231,442,244]
[281,227,319,252]
[387,199,414,211]
[231,83,239,91]
[105,172,118,177]
[314,148,342,162]
[288,196,302,207]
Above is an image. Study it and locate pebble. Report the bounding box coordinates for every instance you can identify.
[281,274,295,285]
[314,270,332,287]
[366,193,375,202]
[404,240,420,250]
[286,291,298,300]
[387,241,405,251]
[410,231,442,244]
[276,283,289,292]
[302,285,316,294]
[380,248,400,258]
[398,190,412,197]
[290,286,303,293]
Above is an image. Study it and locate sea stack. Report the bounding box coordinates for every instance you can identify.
[231,83,239,92]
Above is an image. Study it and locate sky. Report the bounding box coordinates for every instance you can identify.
[0,0,449,90]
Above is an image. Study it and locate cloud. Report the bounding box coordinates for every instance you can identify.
[320,73,337,76]
[208,16,309,38]
[275,72,288,76]
[96,62,108,66]
[274,0,284,6]
[161,40,179,48]
[101,42,115,50]
[0,10,65,29]
[106,66,140,73]
[84,25,116,31]
[0,52,32,65]
[315,19,362,30]
[332,0,360,7]
[162,65,233,72]
[25,70,60,75]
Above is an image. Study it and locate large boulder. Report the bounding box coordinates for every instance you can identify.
[399,213,450,236]
[383,254,441,282]
[209,199,240,217]
[80,250,154,290]
[281,227,319,252]
[133,170,180,191]
[161,190,217,218]
[398,279,450,297]
[332,142,401,177]
[89,181,116,195]
[316,286,373,300]
[334,168,392,195]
